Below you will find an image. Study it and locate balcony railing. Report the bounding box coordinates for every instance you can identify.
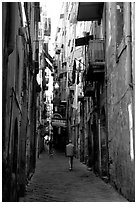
[83,81,95,97]
[88,39,105,65]
[83,39,105,94]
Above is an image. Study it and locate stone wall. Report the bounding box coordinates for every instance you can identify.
[106,2,135,201]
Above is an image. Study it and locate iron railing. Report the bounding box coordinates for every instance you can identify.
[88,39,105,64]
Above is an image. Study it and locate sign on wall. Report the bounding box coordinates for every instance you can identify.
[51,118,67,127]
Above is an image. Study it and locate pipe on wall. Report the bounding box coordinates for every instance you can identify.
[125,2,132,86]
[98,118,102,174]
[126,2,135,164]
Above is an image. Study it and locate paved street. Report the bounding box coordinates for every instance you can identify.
[19,149,128,202]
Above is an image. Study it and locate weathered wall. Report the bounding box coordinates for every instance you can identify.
[2,3,25,201]
[2,2,39,201]
[106,2,134,201]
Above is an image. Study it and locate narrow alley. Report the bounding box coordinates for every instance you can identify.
[19,148,127,202]
[2,2,135,202]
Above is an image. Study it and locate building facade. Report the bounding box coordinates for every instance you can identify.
[53,2,135,201]
[37,2,54,145]
[2,2,41,201]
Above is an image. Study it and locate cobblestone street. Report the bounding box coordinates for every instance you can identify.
[19,148,128,202]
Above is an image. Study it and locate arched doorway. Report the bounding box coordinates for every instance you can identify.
[100,106,109,177]
[10,118,19,201]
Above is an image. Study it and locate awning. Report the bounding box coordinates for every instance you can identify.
[43,58,53,71]
[43,49,53,71]
[77,2,104,21]
[43,51,53,64]
[43,44,53,64]
[75,35,93,46]
[59,72,67,79]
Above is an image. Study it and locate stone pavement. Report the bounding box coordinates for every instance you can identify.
[19,149,128,202]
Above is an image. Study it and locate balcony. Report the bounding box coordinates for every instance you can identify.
[88,39,105,64]
[83,81,95,97]
[78,95,84,102]
[86,39,105,82]
[77,2,104,24]
[45,77,49,84]
[83,39,105,96]
[35,61,39,74]
[43,85,48,91]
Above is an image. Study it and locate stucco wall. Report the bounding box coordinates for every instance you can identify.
[106,3,134,201]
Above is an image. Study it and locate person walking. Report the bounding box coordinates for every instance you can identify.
[48,139,53,156]
[66,140,74,171]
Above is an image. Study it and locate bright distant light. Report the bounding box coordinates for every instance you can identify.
[44,135,49,140]
[40,1,62,56]
[45,1,62,40]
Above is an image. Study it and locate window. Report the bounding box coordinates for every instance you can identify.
[15,52,19,93]
[116,2,124,48]
[116,2,126,61]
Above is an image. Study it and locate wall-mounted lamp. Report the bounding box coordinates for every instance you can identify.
[54,82,59,89]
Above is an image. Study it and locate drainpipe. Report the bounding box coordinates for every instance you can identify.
[126,3,135,162]
[98,118,101,175]
[8,89,14,159]
[125,2,132,86]
[104,2,109,179]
